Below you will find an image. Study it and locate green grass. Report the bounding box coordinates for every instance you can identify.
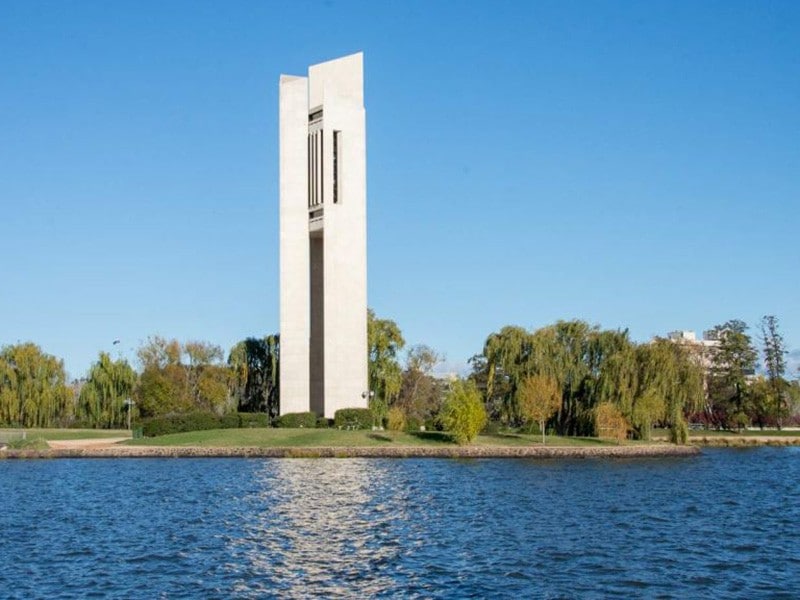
[653,427,800,438]
[0,428,131,441]
[126,427,626,448]
[5,437,50,450]
[695,429,800,437]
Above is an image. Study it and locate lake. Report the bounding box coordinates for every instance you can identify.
[1,449,798,598]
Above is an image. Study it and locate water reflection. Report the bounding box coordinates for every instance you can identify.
[1,452,798,599]
[228,460,403,598]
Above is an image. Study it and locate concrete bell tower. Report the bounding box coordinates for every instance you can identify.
[278,53,368,418]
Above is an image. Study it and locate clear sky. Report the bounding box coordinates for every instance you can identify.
[1,0,798,379]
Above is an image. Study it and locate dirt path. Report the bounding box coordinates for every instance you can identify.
[46,438,131,449]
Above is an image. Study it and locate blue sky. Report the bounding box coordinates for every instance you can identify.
[1,0,798,379]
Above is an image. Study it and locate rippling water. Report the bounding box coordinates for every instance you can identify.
[1,449,798,598]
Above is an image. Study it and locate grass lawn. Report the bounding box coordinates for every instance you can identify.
[653,427,800,438]
[0,428,131,441]
[126,428,626,448]
[693,429,800,437]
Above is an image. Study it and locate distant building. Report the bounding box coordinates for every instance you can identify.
[663,329,755,378]
[663,330,719,372]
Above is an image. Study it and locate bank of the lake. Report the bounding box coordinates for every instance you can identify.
[1,443,699,459]
[654,429,800,447]
[0,427,700,459]
[6,426,800,459]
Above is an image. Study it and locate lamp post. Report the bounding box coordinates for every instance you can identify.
[362,390,378,429]
[123,397,135,432]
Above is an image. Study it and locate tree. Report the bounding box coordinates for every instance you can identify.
[634,340,702,442]
[229,335,280,418]
[760,315,789,427]
[438,379,487,444]
[78,352,137,428]
[368,309,405,424]
[397,344,444,425]
[183,341,229,414]
[136,366,187,418]
[749,376,777,429]
[0,343,73,427]
[483,325,534,425]
[517,374,561,444]
[707,320,758,430]
[630,389,664,442]
[137,335,182,371]
[134,336,236,417]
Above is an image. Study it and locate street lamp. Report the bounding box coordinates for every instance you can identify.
[123,398,135,432]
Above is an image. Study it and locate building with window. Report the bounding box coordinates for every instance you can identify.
[278,53,368,417]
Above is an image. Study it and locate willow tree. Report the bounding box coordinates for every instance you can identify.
[229,334,280,418]
[78,352,137,428]
[368,309,405,422]
[0,343,73,427]
[483,325,534,424]
[636,339,703,443]
[596,340,638,421]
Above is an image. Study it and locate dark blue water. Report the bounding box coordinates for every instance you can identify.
[1,449,798,599]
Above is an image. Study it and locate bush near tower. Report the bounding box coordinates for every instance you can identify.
[334,408,374,430]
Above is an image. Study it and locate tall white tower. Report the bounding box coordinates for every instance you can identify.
[279,53,368,418]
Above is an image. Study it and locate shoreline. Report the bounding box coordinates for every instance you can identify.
[0,444,700,460]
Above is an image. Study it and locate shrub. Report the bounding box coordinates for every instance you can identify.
[8,437,49,450]
[424,417,442,432]
[182,411,221,433]
[334,408,374,430]
[406,416,422,432]
[141,411,223,437]
[438,380,487,445]
[238,413,270,428]
[276,411,318,428]
[480,420,502,435]
[594,403,629,443]
[386,407,407,431]
[316,417,332,428]
[219,413,241,429]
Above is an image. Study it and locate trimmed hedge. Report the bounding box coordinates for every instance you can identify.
[140,412,272,437]
[334,408,374,430]
[239,413,271,428]
[141,412,226,437]
[276,411,318,428]
[220,413,241,429]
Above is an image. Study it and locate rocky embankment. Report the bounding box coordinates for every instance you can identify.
[689,436,800,447]
[1,443,700,459]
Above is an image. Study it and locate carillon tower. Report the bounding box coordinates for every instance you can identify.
[279,53,368,418]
